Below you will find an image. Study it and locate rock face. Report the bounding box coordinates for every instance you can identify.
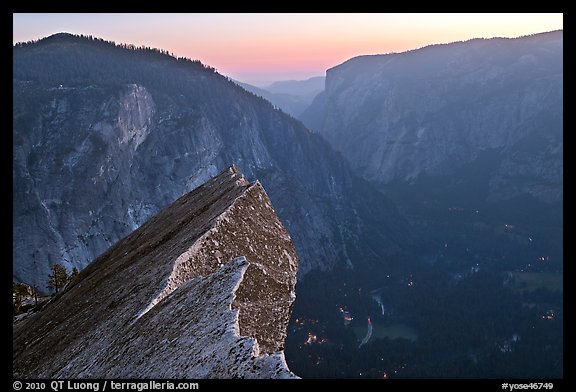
[13,166,298,378]
[301,30,563,203]
[13,34,411,289]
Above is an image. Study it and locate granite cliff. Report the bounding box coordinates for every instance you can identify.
[301,31,563,204]
[13,166,298,378]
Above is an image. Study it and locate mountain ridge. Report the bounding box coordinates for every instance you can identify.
[234,76,324,117]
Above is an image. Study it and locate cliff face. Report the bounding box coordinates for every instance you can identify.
[13,34,411,288]
[13,166,298,378]
[301,31,563,203]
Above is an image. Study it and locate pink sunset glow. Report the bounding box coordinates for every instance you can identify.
[13,13,562,86]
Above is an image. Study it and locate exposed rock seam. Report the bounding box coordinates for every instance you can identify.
[135,170,248,320]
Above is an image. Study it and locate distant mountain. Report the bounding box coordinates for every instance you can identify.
[13,33,411,289]
[14,166,299,378]
[236,76,324,117]
[302,31,563,204]
[266,76,325,96]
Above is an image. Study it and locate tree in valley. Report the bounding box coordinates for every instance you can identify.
[47,263,69,294]
[13,282,30,315]
[69,267,79,282]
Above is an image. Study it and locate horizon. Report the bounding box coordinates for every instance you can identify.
[13,13,562,87]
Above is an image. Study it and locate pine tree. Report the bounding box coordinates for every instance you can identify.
[69,267,79,282]
[47,263,69,294]
[13,282,29,315]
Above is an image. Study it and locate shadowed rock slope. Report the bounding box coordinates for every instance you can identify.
[13,166,298,378]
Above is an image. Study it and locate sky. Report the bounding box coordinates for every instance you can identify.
[13,13,563,87]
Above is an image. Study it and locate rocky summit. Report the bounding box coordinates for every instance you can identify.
[13,166,299,379]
